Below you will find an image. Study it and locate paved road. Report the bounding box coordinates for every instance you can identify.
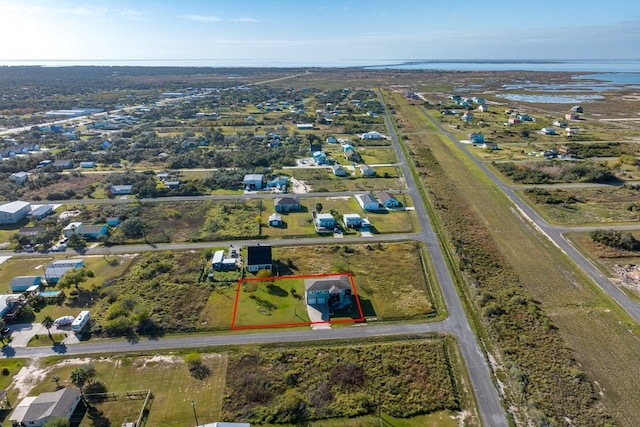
[2,321,450,359]
[378,92,508,426]
[418,105,640,323]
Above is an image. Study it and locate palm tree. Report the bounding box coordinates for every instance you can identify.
[41,315,55,341]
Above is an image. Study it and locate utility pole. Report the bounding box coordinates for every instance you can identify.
[191,400,199,426]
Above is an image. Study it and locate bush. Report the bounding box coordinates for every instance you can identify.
[590,229,640,251]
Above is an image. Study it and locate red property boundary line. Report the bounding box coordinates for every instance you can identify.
[231,272,365,330]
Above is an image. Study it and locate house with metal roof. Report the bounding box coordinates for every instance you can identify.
[10,276,42,292]
[0,200,31,224]
[243,174,264,190]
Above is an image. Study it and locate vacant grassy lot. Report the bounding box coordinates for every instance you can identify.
[275,242,435,320]
[4,354,226,427]
[519,186,640,225]
[222,338,462,425]
[289,168,404,192]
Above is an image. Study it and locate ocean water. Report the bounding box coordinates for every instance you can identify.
[365,59,640,74]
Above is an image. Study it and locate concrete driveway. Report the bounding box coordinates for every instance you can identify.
[6,323,80,347]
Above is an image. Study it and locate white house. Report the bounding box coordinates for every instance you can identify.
[0,200,31,224]
[540,128,556,135]
[356,194,380,211]
[343,213,363,228]
[360,131,385,140]
[63,222,83,238]
[110,185,133,195]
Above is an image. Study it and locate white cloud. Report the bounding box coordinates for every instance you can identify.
[180,14,222,23]
[57,6,109,18]
[232,17,260,23]
[118,9,149,22]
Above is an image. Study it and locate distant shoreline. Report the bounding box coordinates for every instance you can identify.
[0,58,639,73]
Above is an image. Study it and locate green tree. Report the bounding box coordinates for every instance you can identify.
[70,364,95,392]
[119,217,147,239]
[41,315,55,341]
[315,202,323,213]
[57,268,92,290]
[67,233,86,249]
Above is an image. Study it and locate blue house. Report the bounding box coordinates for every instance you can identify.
[106,217,121,227]
[469,133,485,144]
[79,225,107,239]
[80,161,96,168]
[377,192,402,208]
[313,151,327,165]
[10,276,42,292]
[267,176,289,190]
[110,185,133,195]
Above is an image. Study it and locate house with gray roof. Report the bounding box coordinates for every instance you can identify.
[10,387,82,427]
[305,275,352,309]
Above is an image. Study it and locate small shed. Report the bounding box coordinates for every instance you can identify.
[268,213,283,227]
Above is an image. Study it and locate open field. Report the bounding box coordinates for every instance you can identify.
[387,90,639,425]
[519,186,640,225]
[287,168,405,192]
[1,354,227,427]
[221,338,465,425]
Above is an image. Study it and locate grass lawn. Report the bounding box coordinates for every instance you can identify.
[261,207,316,238]
[233,277,311,328]
[197,285,237,330]
[367,208,417,234]
[27,333,66,347]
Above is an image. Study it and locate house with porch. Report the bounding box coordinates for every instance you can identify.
[343,214,363,228]
[10,276,42,292]
[315,213,336,230]
[305,275,352,309]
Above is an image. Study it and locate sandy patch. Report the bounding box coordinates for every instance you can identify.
[0,256,11,265]
[13,362,51,399]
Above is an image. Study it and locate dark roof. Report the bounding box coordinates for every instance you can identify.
[305,276,352,292]
[274,197,300,206]
[246,245,272,266]
[377,191,397,203]
[80,225,107,234]
[18,227,45,236]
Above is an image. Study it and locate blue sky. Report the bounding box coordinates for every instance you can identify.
[1,0,639,64]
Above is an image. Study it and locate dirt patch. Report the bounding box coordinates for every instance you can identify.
[12,361,51,399]
[290,177,311,193]
[612,264,640,294]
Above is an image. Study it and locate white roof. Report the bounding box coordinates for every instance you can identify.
[0,200,30,214]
